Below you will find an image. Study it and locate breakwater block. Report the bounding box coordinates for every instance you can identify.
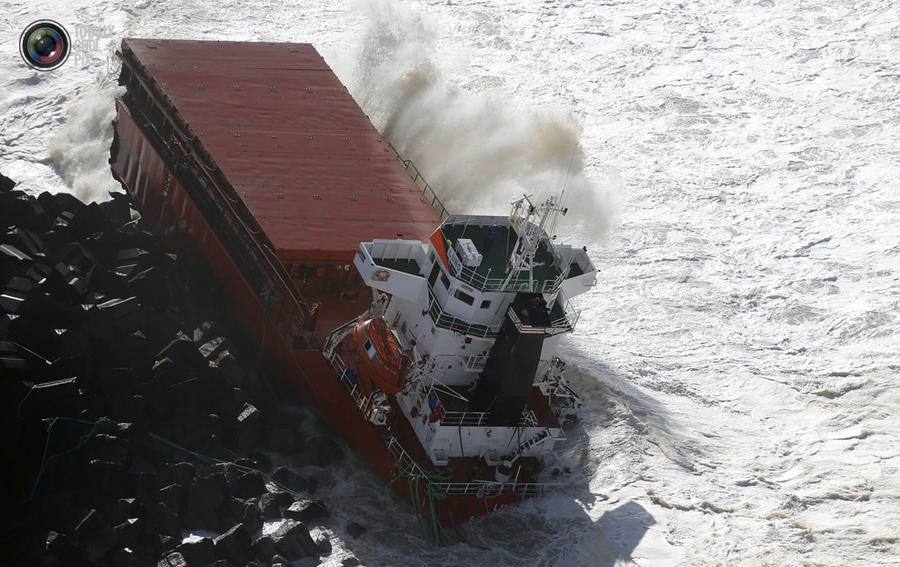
[0,172,15,193]
[0,183,337,564]
[272,521,318,560]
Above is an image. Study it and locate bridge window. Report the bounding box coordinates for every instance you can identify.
[440,272,450,289]
[454,289,475,305]
[480,299,492,309]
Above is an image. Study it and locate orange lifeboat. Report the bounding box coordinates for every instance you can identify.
[350,318,412,396]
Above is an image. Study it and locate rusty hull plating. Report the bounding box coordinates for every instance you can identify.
[110,38,592,536]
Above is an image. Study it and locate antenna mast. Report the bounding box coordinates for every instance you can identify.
[502,194,567,291]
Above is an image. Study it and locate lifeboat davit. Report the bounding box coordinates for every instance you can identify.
[351,318,412,396]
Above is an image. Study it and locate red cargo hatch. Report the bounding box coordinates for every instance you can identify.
[122,39,443,262]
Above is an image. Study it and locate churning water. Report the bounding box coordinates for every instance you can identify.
[2,1,898,565]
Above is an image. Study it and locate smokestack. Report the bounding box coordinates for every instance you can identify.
[469,293,550,426]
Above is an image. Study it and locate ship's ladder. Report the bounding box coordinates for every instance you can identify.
[508,428,551,461]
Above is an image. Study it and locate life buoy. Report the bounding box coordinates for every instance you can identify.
[371,269,390,281]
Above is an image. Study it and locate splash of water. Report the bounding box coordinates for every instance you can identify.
[48,86,122,203]
[339,0,609,240]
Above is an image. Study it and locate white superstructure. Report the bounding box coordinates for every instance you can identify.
[346,195,596,467]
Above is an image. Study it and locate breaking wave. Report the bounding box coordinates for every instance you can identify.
[48,87,122,203]
[337,0,610,240]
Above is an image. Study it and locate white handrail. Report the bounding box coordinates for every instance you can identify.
[440,409,539,427]
[327,351,372,411]
[386,142,450,220]
[444,251,570,295]
[426,290,501,338]
[386,437,555,498]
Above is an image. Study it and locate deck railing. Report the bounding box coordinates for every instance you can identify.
[462,353,489,372]
[327,351,371,412]
[548,298,580,334]
[386,437,553,499]
[438,481,548,498]
[426,290,501,339]
[446,243,568,295]
[439,411,489,427]
[387,436,431,477]
[440,409,538,428]
[386,142,450,221]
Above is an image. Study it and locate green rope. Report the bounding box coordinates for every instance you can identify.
[16,383,34,414]
[386,459,453,545]
[29,416,117,501]
[145,430,338,517]
[27,416,319,508]
[428,486,440,544]
[30,415,456,544]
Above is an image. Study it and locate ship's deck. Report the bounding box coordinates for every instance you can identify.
[440,223,563,291]
[374,257,422,276]
[386,396,542,486]
[430,383,559,429]
[120,39,444,261]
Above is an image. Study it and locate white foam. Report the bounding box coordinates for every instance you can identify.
[1,1,898,565]
[48,87,122,202]
[336,0,611,241]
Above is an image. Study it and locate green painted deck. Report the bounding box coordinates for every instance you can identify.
[568,261,584,277]
[374,258,422,276]
[441,223,563,292]
[548,299,568,326]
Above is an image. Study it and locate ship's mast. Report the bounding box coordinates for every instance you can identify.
[502,195,566,291]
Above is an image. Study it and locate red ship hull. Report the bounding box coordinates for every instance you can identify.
[109,39,529,533]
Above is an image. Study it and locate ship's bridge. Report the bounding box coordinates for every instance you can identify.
[434,209,596,300]
[437,216,571,295]
[353,195,596,339]
[351,197,596,386]
[352,204,596,321]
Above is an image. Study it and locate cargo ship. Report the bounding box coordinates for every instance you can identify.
[109,38,596,538]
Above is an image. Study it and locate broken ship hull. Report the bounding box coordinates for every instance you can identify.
[109,38,536,530]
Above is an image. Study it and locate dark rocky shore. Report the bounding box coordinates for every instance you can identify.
[0,173,360,566]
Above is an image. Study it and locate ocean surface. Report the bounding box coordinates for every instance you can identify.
[2,1,898,565]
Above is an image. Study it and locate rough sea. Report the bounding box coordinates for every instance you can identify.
[2,1,898,565]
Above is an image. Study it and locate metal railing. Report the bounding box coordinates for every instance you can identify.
[463,353,489,371]
[440,411,490,427]
[386,142,450,220]
[508,428,551,460]
[549,267,571,296]
[116,47,312,343]
[386,437,553,499]
[439,481,548,498]
[420,353,488,377]
[548,298,580,334]
[440,409,539,428]
[446,243,568,295]
[327,351,371,412]
[388,436,430,477]
[426,290,501,339]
